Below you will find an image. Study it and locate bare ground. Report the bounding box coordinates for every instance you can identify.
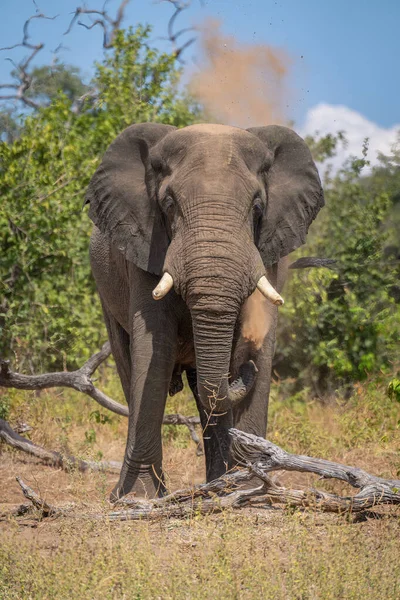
[1,381,400,599]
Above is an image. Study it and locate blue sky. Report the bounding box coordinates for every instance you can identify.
[1,0,399,165]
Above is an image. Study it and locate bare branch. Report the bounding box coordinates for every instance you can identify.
[158,0,198,63]
[0,1,130,110]
[16,476,60,517]
[115,469,254,507]
[108,485,263,521]
[230,428,400,489]
[163,413,202,454]
[0,0,198,111]
[230,428,400,513]
[289,257,337,270]
[0,418,122,473]
[0,342,128,417]
[11,429,400,521]
[0,343,202,451]
[0,10,58,109]
[65,0,131,48]
[0,14,56,52]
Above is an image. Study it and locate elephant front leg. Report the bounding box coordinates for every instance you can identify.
[111,309,177,502]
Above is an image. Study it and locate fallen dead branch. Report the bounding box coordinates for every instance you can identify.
[230,428,400,513]
[0,343,202,451]
[11,430,400,521]
[0,417,121,473]
[16,476,61,517]
[12,470,262,521]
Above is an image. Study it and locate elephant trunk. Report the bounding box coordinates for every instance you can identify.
[177,226,265,412]
[191,309,258,412]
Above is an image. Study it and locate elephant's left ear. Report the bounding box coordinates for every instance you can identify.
[85,122,176,275]
[247,125,324,267]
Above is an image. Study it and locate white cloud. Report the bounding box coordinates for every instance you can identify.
[298,103,400,174]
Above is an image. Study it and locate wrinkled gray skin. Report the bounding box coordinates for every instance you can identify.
[87,123,323,500]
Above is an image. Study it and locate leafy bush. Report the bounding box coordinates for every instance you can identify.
[0,26,201,371]
[277,138,400,394]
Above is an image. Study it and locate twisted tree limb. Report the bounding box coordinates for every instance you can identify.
[108,485,264,521]
[16,476,60,517]
[64,0,131,49]
[12,470,262,521]
[114,469,254,509]
[230,429,400,513]
[0,342,202,455]
[1,0,197,112]
[0,10,58,109]
[0,418,121,473]
[11,429,400,521]
[158,0,199,62]
[0,342,128,416]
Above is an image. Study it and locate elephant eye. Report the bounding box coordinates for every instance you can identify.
[252,197,263,244]
[162,193,176,223]
[253,199,263,217]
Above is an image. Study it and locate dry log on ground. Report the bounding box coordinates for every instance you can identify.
[114,469,255,508]
[16,477,61,517]
[230,428,400,513]
[11,430,400,521]
[0,418,121,473]
[12,471,263,521]
[108,486,264,521]
[3,350,399,519]
[0,344,202,451]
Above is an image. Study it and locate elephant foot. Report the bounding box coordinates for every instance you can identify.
[110,462,166,502]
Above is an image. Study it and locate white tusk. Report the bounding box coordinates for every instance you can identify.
[152,272,174,300]
[256,275,284,306]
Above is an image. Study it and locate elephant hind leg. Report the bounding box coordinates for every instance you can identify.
[101,302,131,403]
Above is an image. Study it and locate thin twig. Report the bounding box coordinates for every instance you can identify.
[157,0,198,62]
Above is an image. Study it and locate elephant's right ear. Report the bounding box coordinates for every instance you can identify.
[247,125,324,267]
[86,122,176,276]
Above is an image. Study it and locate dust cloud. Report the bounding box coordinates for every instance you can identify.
[240,289,275,349]
[189,21,287,344]
[189,19,290,128]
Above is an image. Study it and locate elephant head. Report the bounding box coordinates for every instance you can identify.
[86,122,323,412]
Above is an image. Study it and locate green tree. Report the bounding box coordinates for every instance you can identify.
[1,63,89,143]
[0,25,201,371]
[21,62,89,106]
[277,137,400,395]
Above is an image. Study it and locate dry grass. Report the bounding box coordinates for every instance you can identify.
[1,372,400,599]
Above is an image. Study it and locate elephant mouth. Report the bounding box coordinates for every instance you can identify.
[227,360,258,405]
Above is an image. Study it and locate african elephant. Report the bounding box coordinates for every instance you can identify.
[87,122,323,500]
